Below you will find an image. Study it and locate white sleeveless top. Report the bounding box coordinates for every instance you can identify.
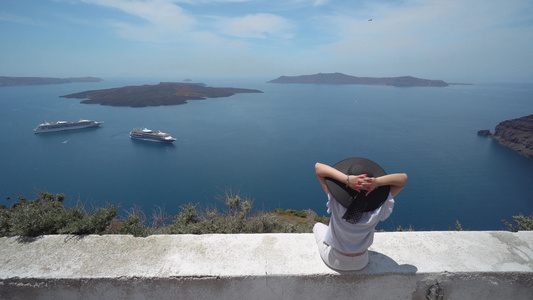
[324,192,395,253]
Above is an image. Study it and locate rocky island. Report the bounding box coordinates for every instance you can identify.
[60,82,263,107]
[268,72,449,87]
[478,114,533,158]
[0,76,102,86]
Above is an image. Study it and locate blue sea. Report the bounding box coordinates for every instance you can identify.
[1,77,532,231]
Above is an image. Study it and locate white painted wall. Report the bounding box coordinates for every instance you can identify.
[1,231,532,299]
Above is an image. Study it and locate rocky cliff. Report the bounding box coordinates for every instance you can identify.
[478,114,533,158]
[268,73,449,87]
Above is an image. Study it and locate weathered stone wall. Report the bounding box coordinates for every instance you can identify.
[1,232,532,299]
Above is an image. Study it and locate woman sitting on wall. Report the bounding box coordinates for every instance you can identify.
[313,157,408,271]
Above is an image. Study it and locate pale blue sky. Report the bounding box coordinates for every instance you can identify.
[1,0,533,82]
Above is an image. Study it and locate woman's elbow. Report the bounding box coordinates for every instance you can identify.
[315,162,332,179]
[400,173,408,187]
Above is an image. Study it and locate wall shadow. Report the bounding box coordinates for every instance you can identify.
[335,251,418,274]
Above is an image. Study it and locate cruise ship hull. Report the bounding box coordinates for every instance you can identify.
[130,135,176,143]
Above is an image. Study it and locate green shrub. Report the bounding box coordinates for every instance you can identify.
[168,196,304,234]
[13,191,531,237]
[396,225,415,232]
[313,216,330,225]
[119,215,151,237]
[286,209,307,218]
[169,203,201,234]
[272,208,307,218]
[58,205,119,235]
[449,220,469,231]
[272,208,285,214]
[0,192,118,237]
[0,206,12,236]
[502,213,533,232]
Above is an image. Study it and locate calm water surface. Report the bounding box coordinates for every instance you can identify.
[1,77,532,230]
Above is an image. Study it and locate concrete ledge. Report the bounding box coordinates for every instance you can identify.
[1,231,532,299]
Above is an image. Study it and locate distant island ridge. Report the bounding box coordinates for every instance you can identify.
[0,76,102,86]
[478,114,533,158]
[268,72,454,87]
[61,82,263,107]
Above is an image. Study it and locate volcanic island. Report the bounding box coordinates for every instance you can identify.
[267,72,450,87]
[60,82,263,108]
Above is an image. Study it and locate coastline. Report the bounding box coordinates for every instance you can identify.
[478,114,533,158]
[0,76,102,86]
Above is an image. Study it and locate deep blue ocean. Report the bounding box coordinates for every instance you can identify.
[1,77,532,230]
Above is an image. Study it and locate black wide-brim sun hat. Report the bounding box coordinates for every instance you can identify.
[325,157,390,223]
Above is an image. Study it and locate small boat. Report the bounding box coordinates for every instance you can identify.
[34,119,103,134]
[130,128,176,143]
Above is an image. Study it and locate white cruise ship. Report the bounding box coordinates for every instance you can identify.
[34,119,103,134]
[130,128,176,143]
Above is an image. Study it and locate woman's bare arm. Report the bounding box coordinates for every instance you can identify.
[315,162,408,197]
[370,173,408,197]
[315,162,372,195]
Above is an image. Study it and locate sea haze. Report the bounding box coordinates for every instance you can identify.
[1,77,532,230]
